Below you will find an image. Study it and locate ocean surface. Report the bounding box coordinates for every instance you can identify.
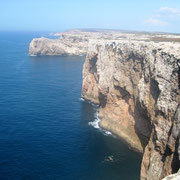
[0,32,141,180]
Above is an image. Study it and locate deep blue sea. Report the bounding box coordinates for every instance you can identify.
[0,32,141,180]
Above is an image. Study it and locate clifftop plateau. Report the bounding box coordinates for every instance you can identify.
[29,29,180,56]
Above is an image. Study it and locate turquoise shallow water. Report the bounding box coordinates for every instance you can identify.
[0,32,141,180]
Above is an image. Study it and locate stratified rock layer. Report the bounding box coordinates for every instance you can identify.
[82,40,180,180]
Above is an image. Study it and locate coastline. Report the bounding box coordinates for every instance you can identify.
[29,29,180,180]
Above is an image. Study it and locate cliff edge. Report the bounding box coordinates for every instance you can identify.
[82,39,180,180]
[29,30,180,56]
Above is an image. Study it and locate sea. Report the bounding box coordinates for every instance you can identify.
[0,31,141,180]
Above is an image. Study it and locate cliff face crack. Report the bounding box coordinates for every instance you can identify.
[150,78,161,102]
[171,137,180,173]
[89,54,98,74]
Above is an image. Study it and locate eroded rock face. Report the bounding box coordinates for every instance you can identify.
[82,40,180,179]
[29,35,88,56]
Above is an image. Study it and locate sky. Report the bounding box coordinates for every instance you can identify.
[0,0,180,33]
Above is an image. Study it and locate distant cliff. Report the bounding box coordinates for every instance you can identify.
[29,30,180,56]
[29,35,88,56]
[82,39,180,180]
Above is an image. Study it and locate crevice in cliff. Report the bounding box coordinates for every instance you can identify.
[172,137,180,173]
[89,54,98,74]
[150,78,161,102]
[171,105,180,173]
[162,145,172,162]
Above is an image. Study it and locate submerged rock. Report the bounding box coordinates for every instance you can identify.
[103,155,114,163]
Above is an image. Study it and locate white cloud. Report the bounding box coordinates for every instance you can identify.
[146,18,168,26]
[159,7,180,16]
[145,7,180,27]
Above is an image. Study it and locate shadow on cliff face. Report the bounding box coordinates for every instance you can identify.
[150,78,161,103]
[123,76,161,151]
[171,105,180,173]
[133,78,161,150]
[89,54,98,74]
[172,137,180,173]
[114,84,151,150]
[133,99,152,150]
[98,92,107,108]
[114,85,130,104]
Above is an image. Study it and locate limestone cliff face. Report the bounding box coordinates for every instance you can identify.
[82,40,180,180]
[29,34,89,56]
[30,30,180,56]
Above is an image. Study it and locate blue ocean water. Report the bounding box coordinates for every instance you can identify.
[0,32,141,180]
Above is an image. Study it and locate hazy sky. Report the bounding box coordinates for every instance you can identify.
[0,0,180,33]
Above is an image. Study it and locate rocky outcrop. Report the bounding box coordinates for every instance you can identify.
[29,35,89,56]
[82,39,180,179]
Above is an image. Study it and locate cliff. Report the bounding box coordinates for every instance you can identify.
[29,29,180,179]
[29,29,180,56]
[82,39,180,179]
[29,35,88,56]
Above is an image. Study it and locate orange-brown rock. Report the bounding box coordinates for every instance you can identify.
[82,40,180,180]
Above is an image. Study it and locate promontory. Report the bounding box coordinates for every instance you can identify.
[29,29,180,180]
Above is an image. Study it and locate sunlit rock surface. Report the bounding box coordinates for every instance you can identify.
[82,39,180,180]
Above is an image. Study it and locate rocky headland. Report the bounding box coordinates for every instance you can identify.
[29,29,180,56]
[29,30,180,180]
[82,39,180,180]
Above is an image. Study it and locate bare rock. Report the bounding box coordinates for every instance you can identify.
[82,39,180,179]
[162,169,180,180]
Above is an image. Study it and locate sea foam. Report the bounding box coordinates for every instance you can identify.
[80,97,114,137]
[89,111,114,137]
